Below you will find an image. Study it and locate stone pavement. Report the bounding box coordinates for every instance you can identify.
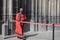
[0,30,60,40]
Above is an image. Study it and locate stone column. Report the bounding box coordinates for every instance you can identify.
[7,0,12,20]
[38,0,42,31]
[51,0,56,24]
[3,0,6,21]
[59,0,60,23]
[7,0,13,34]
[30,0,34,32]
[34,0,38,31]
[2,0,7,37]
[16,0,18,13]
[56,0,60,30]
[53,0,57,23]
[48,0,51,23]
[57,0,60,23]
[41,0,47,31]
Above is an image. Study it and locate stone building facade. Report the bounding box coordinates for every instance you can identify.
[0,0,60,36]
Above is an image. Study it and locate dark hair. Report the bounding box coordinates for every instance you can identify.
[18,8,23,12]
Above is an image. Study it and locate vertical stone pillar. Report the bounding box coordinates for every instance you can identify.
[41,0,47,31]
[52,0,56,17]
[30,0,34,32]
[38,0,42,31]
[3,0,6,21]
[48,0,53,30]
[51,0,56,24]
[50,0,53,24]
[42,0,46,17]
[34,0,38,31]
[48,0,51,23]
[7,0,13,34]
[53,0,57,23]
[48,0,51,30]
[56,0,60,30]
[2,0,7,37]
[7,0,12,20]
[59,0,60,23]
[57,0,60,23]
[46,0,49,31]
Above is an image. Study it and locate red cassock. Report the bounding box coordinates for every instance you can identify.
[15,13,26,36]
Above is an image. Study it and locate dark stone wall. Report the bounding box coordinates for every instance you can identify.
[0,0,3,34]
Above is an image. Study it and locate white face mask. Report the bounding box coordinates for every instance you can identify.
[20,8,23,12]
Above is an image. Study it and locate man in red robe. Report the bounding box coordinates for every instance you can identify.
[15,8,26,39]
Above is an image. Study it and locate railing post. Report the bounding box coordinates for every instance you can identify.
[52,24,55,40]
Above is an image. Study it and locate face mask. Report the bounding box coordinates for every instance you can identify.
[20,8,23,12]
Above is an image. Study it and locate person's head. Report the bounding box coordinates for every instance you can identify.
[19,8,23,12]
